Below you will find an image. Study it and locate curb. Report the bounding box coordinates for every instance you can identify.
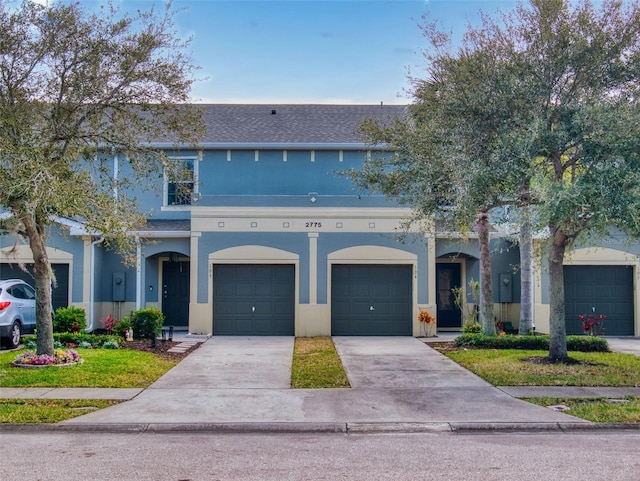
[2,421,639,434]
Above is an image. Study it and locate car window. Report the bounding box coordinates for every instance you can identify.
[23,284,36,300]
[9,285,26,299]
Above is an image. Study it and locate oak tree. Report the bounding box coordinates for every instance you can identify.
[0,0,204,355]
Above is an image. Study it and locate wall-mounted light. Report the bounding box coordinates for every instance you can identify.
[149,285,153,292]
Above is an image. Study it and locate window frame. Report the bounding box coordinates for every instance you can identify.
[162,154,200,209]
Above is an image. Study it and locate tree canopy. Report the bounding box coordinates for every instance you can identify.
[352,0,640,358]
[0,0,204,355]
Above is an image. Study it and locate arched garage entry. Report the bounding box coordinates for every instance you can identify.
[329,246,417,336]
[209,246,299,336]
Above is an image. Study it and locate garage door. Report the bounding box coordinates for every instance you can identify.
[0,263,69,311]
[213,264,295,335]
[331,264,412,336]
[564,265,634,336]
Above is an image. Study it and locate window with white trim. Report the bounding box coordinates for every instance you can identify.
[164,156,197,206]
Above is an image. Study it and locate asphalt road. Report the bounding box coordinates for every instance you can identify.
[3,430,639,480]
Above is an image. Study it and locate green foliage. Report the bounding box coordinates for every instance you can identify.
[462,323,482,334]
[23,333,120,349]
[453,279,481,327]
[52,306,87,333]
[454,333,610,353]
[113,318,131,340]
[101,340,120,350]
[0,0,204,357]
[129,307,165,340]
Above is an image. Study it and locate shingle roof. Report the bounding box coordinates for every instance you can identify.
[139,219,191,232]
[197,104,407,144]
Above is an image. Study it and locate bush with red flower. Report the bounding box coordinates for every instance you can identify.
[579,313,606,336]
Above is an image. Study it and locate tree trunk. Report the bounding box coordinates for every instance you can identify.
[21,215,55,356]
[548,225,568,360]
[475,211,496,336]
[518,207,534,335]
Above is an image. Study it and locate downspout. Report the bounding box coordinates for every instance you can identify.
[88,236,105,332]
[136,236,142,310]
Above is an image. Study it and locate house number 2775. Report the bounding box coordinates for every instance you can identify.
[305,222,322,228]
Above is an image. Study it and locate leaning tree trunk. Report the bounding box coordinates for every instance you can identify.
[475,210,496,336]
[548,224,568,361]
[22,215,55,356]
[518,207,534,335]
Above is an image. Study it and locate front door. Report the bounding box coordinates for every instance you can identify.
[162,260,190,327]
[436,263,462,328]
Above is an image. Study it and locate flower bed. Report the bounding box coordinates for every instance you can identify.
[12,349,82,368]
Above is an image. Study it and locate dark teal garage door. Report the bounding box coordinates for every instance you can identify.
[0,263,69,311]
[331,264,412,336]
[213,264,295,335]
[564,265,634,336]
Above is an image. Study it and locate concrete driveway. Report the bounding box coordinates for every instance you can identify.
[62,336,586,429]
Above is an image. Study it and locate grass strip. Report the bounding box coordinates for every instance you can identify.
[524,397,640,423]
[0,348,179,388]
[0,399,121,424]
[440,348,640,386]
[291,337,350,389]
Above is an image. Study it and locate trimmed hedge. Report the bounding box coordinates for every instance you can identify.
[128,307,164,340]
[52,306,87,333]
[22,333,120,349]
[453,333,610,353]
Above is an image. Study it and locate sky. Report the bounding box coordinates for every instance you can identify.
[27,0,524,104]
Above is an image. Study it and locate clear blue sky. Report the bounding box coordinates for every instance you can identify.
[169,0,519,104]
[33,1,523,104]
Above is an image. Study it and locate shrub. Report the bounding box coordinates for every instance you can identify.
[23,333,121,349]
[102,314,119,333]
[113,318,131,340]
[462,323,482,334]
[53,306,87,333]
[453,333,610,353]
[102,340,119,349]
[129,307,165,340]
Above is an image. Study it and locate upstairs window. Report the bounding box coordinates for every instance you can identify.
[165,156,197,206]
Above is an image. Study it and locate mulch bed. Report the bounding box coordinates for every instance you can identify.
[122,339,201,361]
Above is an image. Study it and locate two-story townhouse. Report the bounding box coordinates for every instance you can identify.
[1,104,638,337]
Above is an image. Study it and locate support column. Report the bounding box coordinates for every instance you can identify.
[308,232,318,304]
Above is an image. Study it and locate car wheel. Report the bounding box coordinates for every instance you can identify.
[8,321,22,349]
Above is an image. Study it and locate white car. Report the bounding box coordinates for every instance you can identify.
[0,279,37,349]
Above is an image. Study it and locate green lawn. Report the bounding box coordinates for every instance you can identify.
[441,348,640,386]
[524,397,640,423]
[0,348,179,388]
[291,337,350,388]
[0,399,121,423]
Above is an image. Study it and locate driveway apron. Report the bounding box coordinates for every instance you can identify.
[62,336,586,426]
[149,336,294,389]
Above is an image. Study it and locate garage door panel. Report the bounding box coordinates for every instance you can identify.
[564,265,633,336]
[213,264,294,336]
[332,264,412,336]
